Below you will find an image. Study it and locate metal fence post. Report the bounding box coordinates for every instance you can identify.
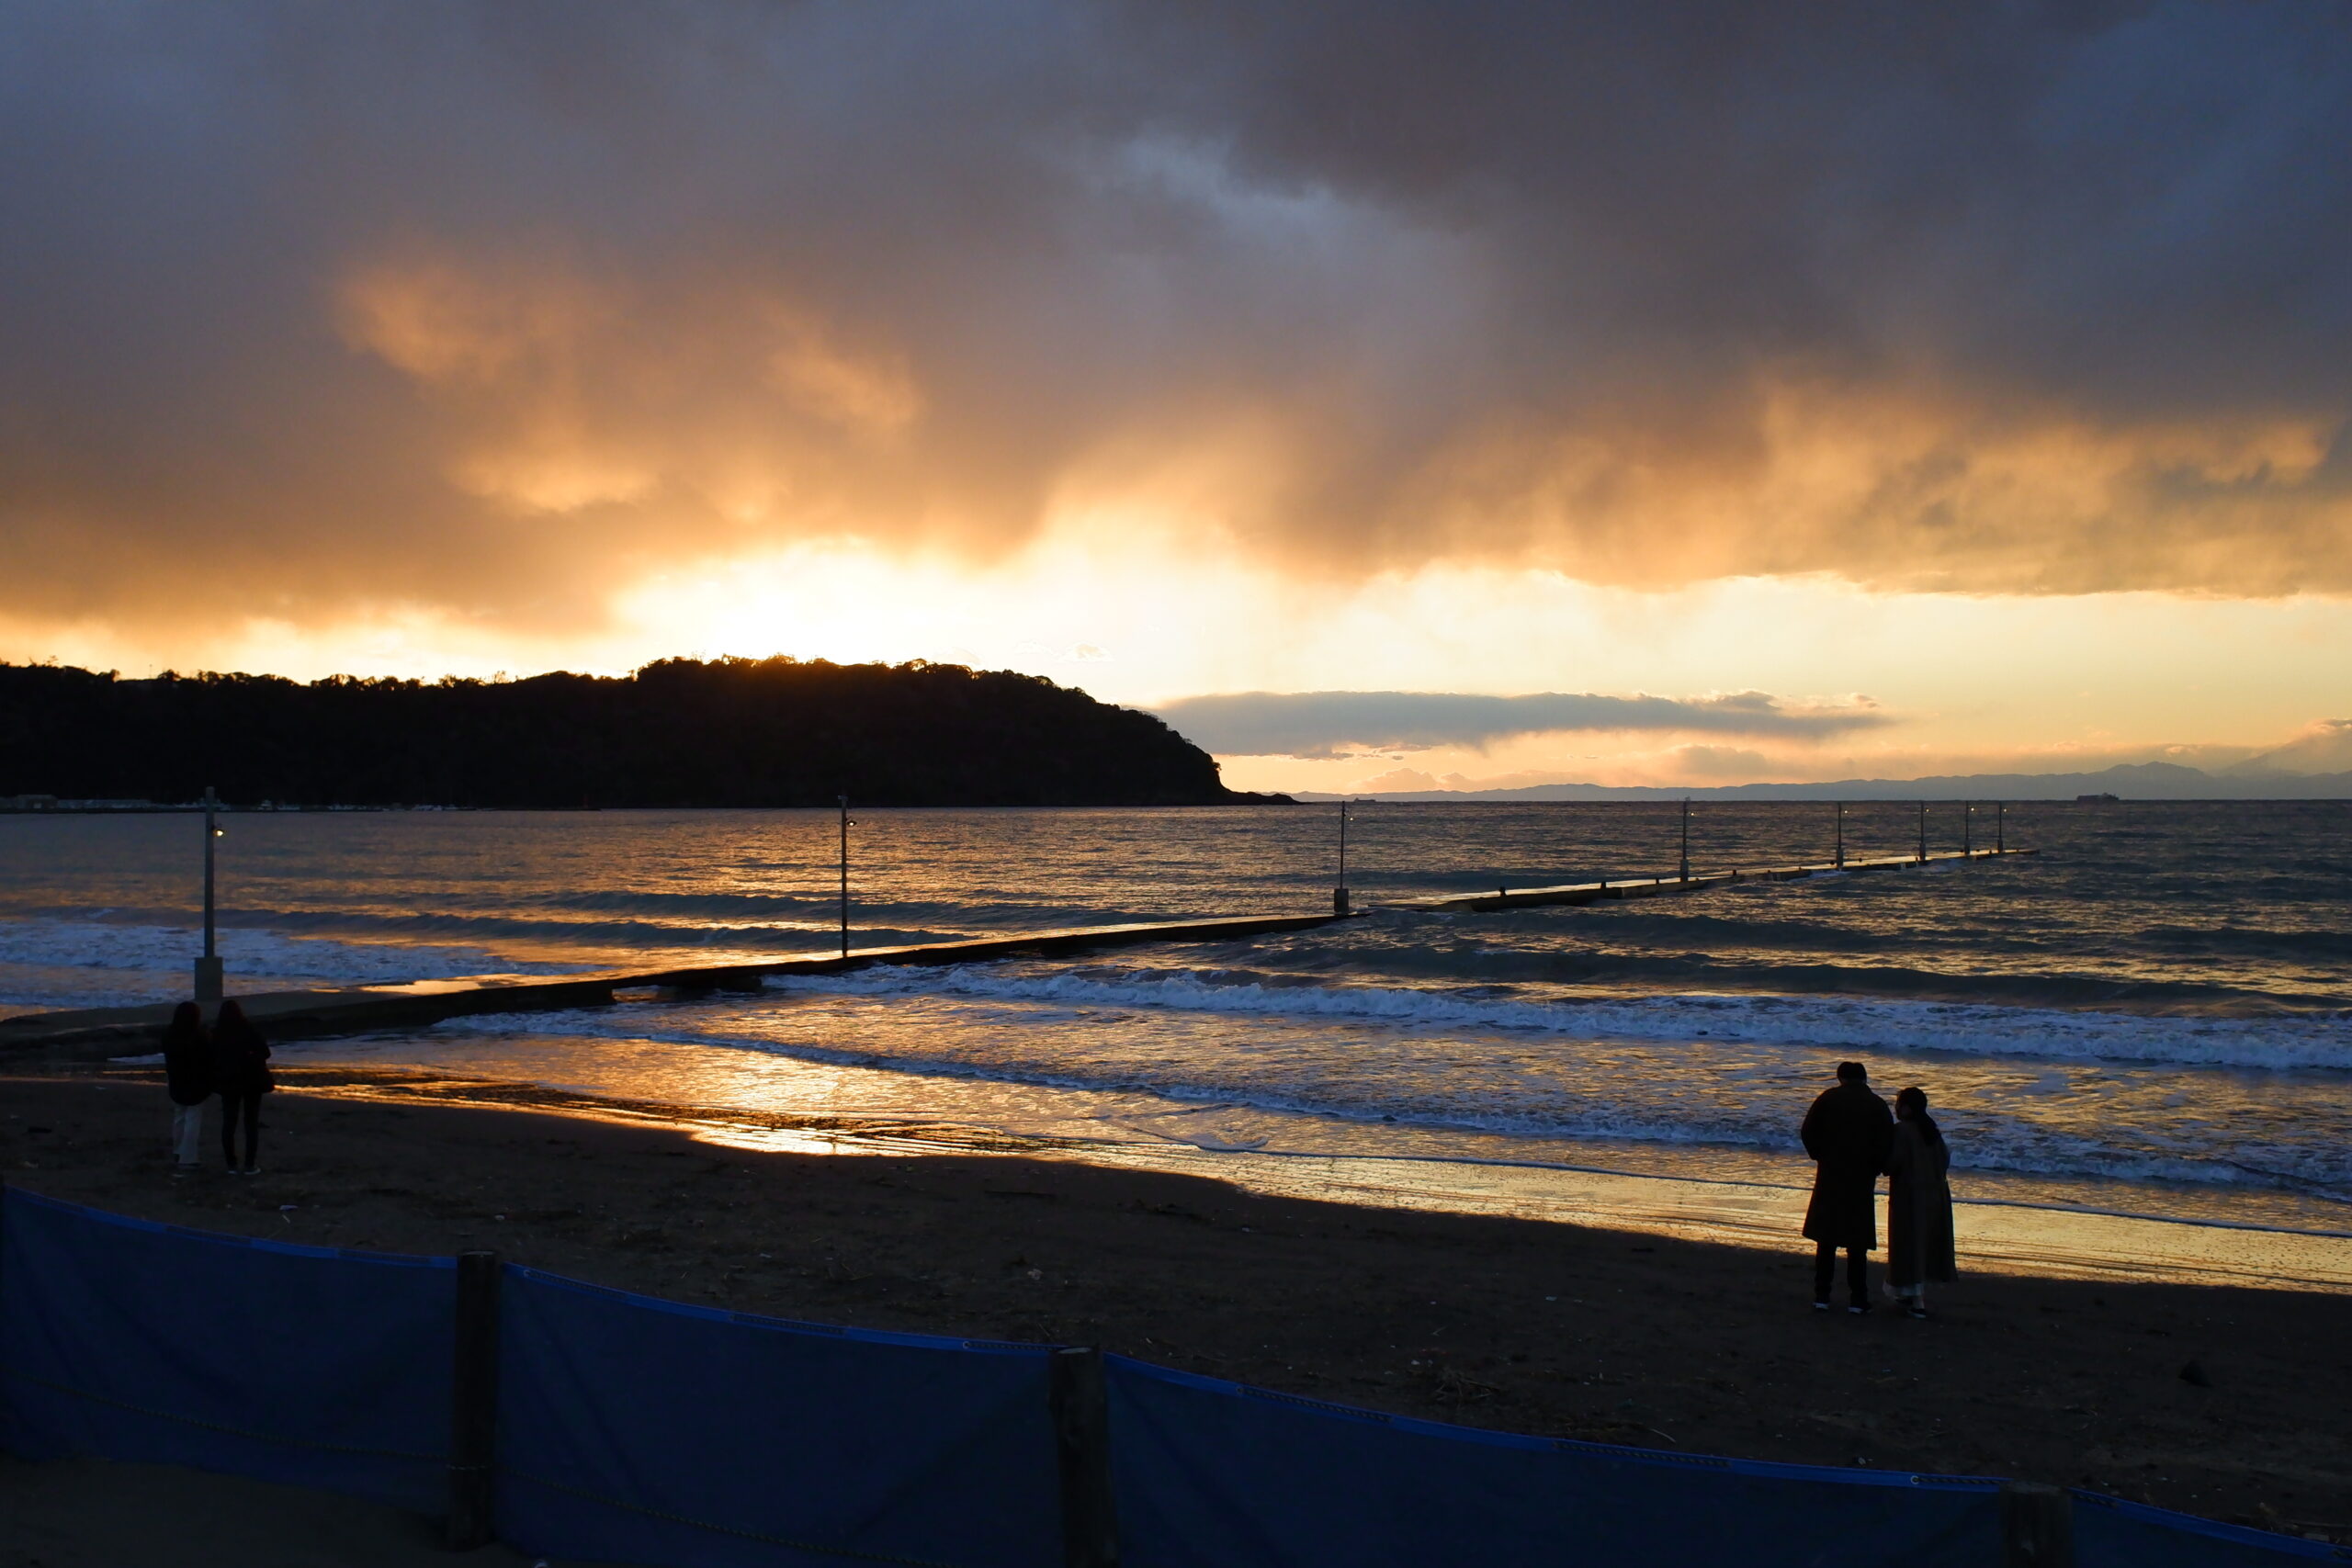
[447,1250,502,1551]
[2001,1482,2074,1567]
[1051,1346,1119,1567]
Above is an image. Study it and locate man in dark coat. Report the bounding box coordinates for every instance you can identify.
[1801,1061,1893,1313]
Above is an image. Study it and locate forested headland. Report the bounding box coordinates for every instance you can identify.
[0,658,1281,808]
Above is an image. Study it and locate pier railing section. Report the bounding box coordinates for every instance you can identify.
[2,1189,2335,1568]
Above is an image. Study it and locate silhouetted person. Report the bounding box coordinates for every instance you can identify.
[1885,1086,1956,1319]
[1802,1061,1893,1313]
[209,999,272,1176]
[161,1000,210,1174]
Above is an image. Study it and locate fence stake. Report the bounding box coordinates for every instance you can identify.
[447,1250,502,1551]
[1051,1346,1119,1568]
[2001,1482,2074,1567]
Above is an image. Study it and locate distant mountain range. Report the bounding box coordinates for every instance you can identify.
[1295,760,2352,802]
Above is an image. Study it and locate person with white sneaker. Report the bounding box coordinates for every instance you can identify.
[1884,1086,1956,1319]
[160,1000,211,1174]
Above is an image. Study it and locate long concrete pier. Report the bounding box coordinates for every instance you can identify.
[1377,845,2034,912]
[1,847,2032,1058]
[0,912,1345,1059]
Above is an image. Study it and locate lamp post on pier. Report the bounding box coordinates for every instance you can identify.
[1679,798,1690,883]
[1996,801,2006,853]
[1917,801,1928,863]
[1963,801,1973,855]
[1333,800,1351,916]
[194,785,223,1004]
[837,794,853,959]
[1834,802,1845,869]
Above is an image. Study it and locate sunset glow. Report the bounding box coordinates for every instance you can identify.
[3,3,2346,792]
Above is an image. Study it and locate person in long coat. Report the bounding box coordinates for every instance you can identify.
[209,998,273,1176]
[1801,1061,1893,1312]
[160,1000,210,1174]
[1885,1086,1957,1319]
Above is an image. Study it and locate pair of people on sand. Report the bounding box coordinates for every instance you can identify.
[159,999,273,1175]
[1802,1061,1954,1318]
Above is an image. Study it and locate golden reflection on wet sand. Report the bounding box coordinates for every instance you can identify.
[279,1065,2352,1296]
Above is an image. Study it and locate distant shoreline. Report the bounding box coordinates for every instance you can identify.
[0,798,1297,815]
[8,794,2352,813]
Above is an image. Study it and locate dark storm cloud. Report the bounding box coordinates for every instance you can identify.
[3,0,2349,631]
[1154,690,1888,759]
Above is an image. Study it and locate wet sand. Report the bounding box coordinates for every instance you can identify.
[4,1065,2348,1549]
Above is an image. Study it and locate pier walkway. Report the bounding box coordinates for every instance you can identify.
[0,848,2032,1058]
[1377,845,2033,912]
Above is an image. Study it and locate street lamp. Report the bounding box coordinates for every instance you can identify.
[194,785,224,1004]
[837,794,854,959]
[1333,800,1351,916]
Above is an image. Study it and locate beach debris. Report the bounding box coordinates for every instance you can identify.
[2179,1359,2213,1388]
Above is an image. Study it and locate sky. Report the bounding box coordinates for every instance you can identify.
[3,2,2347,792]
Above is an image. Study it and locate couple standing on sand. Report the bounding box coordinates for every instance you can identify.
[1803,1061,1955,1319]
[158,999,274,1176]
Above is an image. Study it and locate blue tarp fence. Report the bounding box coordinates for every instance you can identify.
[2,1186,2340,1567]
[495,1265,1062,1568]
[1105,1354,2004,1567]
[0,1185,454,1513]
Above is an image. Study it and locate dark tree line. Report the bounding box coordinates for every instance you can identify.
[0,657,1278,808]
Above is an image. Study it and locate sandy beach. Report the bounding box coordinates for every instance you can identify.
[4,1062,2347,1552]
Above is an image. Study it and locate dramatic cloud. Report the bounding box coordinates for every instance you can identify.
[1155,690,1888,759]
[3,1,2350,636]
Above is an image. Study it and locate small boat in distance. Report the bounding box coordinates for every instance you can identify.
[2075,792,2120,804]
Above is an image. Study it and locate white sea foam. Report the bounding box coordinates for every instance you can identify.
[761,964,2352,1072]
[0,918,575,995]
[412,993,2352,1199]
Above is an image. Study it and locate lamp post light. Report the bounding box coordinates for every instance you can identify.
[194,785,224,1004]
[1333,800,1351,917]
[837,794,853,960]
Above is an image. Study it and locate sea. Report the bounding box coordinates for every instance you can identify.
[5,800,2348,1265]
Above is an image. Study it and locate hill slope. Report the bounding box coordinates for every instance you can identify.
[0,658,1269,808]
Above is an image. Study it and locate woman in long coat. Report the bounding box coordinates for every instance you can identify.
[1885,1086,1957,1318]
[209,999,272,1176]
